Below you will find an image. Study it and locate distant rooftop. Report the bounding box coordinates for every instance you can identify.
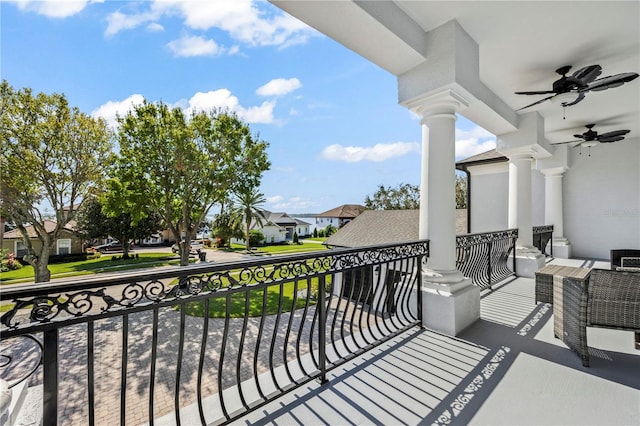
[456,149,507,169]
[316,204,366,219]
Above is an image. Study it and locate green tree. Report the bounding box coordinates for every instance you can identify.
[0,81,112,282]
[364,183,420,210]
[325,224,336,236]
[115,101,270,265]
[75,195,162,258]
[455,174,468,209]
[230,187,267,252]
[293,231,299,244]
[211,200,244,248]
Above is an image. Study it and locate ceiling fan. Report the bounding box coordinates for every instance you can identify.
[515,65,639,113]
[550,124,630,156]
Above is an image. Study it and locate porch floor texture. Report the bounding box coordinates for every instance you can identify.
[238,258,640,426]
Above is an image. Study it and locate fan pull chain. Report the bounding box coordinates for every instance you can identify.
[563,105,566,120]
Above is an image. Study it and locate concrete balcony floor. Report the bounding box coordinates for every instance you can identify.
[239,258,640,425]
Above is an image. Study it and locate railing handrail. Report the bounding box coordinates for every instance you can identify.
[0,240,430,301]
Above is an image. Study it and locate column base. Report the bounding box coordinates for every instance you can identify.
[421,272,479,336]
[550,237,572,259]
[508,246,546,278]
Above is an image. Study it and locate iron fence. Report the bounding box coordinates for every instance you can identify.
[0,241,428,426]
[533,225,554,257]
[455,229,518,290]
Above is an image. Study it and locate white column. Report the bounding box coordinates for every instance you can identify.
[509,154,534,248]
[409,90,480,336]
[542,167,572,258]
[507,152,545,277]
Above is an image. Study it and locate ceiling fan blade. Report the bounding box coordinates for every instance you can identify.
[550,139,583,145]
[514,90,557,95]
[516,95,555,111]
[571,65,602,83]
[583,72,639,92]
[561,92,585,106]
[597,129,630,139]
[598,136,626,143]
[573,134,586,139]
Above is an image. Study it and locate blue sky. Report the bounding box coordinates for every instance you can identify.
[2,0,496,214]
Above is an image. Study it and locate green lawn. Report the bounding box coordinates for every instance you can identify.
[0,253,180,285]
[182,275,330,318]
[227,240,328,255]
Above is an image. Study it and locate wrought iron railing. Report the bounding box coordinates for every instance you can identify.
[533,225,554,257]
[0,241,428,426]
[455,229,518,290]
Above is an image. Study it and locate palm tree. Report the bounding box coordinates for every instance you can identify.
[231,187,267,251]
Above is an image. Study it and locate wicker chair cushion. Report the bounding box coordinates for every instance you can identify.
[587,269,640,330]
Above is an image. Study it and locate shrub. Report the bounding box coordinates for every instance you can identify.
[293,232,299,244]
[1,252,23,271]
[87,252,102,260]
[313,228,318,238]
[248,230,265,247]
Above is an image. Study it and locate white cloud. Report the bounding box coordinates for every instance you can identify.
[256,78,302,97]
[167,35,222,57]
[321,142,420,163]
[105,10,155,37]
[104,0,317,48]
[265,195,317,211]
[147,22,164,32]
[10,0,102,18]
[455,126,496,159]
[184,90,276,124]
[91,94,145,128]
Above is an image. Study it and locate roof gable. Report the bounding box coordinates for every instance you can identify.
[316,204,366,219]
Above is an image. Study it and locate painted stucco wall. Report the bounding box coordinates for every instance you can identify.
[467,137,639,260]
[468,163,509,233]
[563,137,640,260]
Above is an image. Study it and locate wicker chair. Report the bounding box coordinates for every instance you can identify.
[557,269,640,367]
[610,249,640,270]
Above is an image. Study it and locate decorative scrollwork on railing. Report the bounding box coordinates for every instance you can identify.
[0,241,429,330]
[533,225,554,235]
[456,229,518,248]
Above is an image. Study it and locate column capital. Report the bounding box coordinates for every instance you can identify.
[541,166,568,177]
[402,88,469,121]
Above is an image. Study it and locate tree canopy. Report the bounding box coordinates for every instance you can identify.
[0,81,112,282]
[364,183,420,210]
[115,101,270,265]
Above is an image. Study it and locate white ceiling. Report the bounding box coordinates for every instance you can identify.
[272,1,640,144]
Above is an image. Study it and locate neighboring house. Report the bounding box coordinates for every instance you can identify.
[1,220,84,257]
[315,204,366,229]
[231,210,312,245]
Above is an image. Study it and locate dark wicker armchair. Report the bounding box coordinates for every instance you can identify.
[610,249,640,270]
[559,269,640,367]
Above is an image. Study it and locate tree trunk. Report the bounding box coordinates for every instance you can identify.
[180,241,190,266]
[245,221,250,251]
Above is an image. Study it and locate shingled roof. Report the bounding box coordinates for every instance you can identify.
[316,204,366,219]
[324,209,468,248]
[456,148,507,169]
[324,210,420,248]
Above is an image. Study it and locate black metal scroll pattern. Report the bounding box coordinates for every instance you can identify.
[532,225,554,235]
[0,243,429,330]
[0,272,233,330]
[329,242,429,273]
[456,229,518,248]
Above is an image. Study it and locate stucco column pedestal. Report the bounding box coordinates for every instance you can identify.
[407,90,480,336]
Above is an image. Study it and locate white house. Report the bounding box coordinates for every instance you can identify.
[315,204,366,230]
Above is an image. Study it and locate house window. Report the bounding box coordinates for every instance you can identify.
[15,240,27,257]
[57,239,71,255]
